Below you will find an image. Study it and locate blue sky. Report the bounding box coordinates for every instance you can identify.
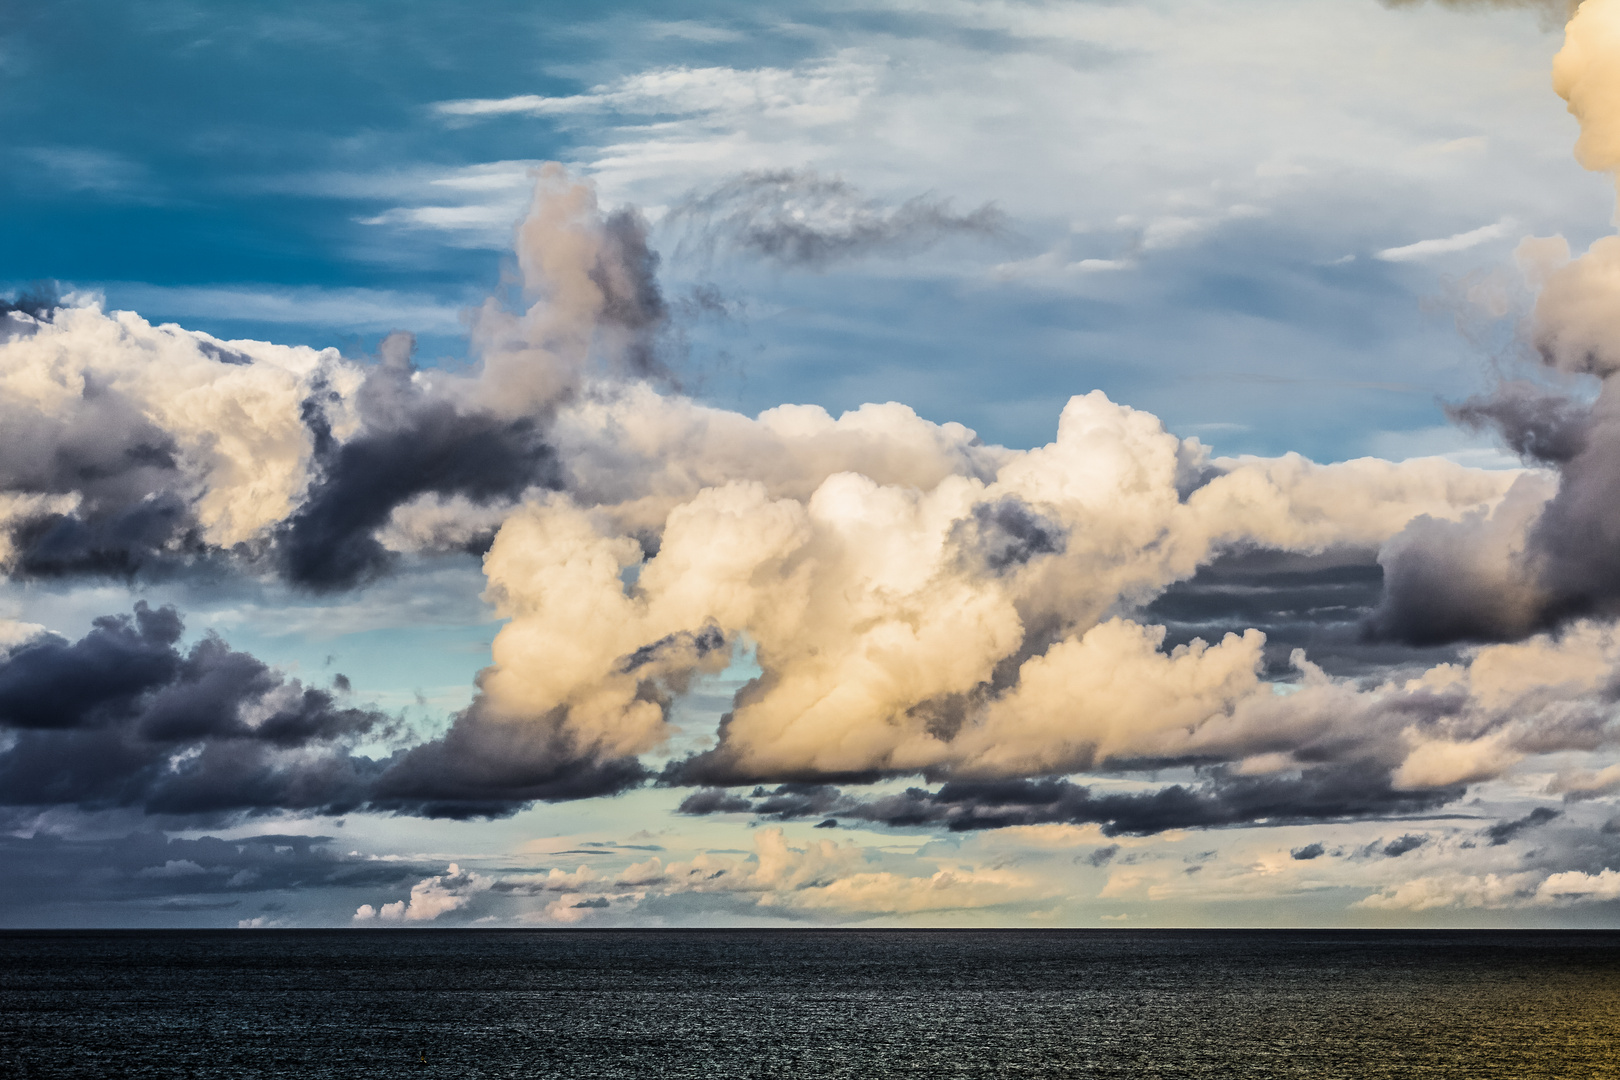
[8,0,1603,457]
[11,0,1620,927]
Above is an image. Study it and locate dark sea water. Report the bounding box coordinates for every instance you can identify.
[4,930,1620,1078]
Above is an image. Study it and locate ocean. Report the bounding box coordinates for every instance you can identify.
[3,929,1618,1078]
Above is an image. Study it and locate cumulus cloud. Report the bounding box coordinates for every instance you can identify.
[1368,0,1620,646]
[354,863,493,922]
[491,386,1509,790]
[0,300,343,576]
[344,828,1049,924]
[275,331,559,590]
[7,145,1615,834]
[0,604,395,817]
[0,166,678,592]
[1356,863,1620,912]
[1355,870,1537,911]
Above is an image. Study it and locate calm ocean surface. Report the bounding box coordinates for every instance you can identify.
[4,929,1619,1078]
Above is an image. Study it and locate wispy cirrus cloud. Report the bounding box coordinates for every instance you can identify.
[1376,219,1517,262]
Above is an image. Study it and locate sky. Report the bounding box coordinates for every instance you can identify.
[10,0,1620,928]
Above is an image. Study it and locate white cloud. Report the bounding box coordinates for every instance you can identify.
[1375,219,1516,262]
[1355,871,1537,911]
[434,58,875,127]
[354,863,493,922]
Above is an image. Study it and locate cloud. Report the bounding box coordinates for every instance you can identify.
[432,60,873,129]
[1087,844,1121,867]
[0,300,336,576]
[0,828,422,925]
[0,166,679,591]
[1356,862,1620,912]
[7,159,1615,835]
[1355,871,1536,911]
[664,169,1007,268]
[1535,867,1620,902]
[517,384,1511,790]
[677,768,1463,837]
[353,863,492,922]
[1484,805,1560,844]
[1382,833,1429,857]
[274,332,560,590]
[615,827,1050,921]
[1381,0,1574,17]
[20,147,155,200]
[1547,762,1620,799]
[1375,220,1515,262]
[1361,1,1620,648]
[0,604,390,817]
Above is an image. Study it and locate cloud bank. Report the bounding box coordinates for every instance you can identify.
[14,2,1620,845]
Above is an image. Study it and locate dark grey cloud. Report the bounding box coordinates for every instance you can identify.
[0,319,562,590]
[746,782,844,820]
[1086,844,1120,867]
[1,283,60,322]
[1368,378,1620,644]
[0,828,426,925]
[0,365,206,580]
[1485,805,1561,845]
[1141,545,1457,678]
[592,207,671,379]
[1290,842,1326,860]
[0,603,388,818]
[667,169,1008,269]
[1381,834,1428,857]
[0,603,652,822]
[1447,382,1589,465]
[955,496,1067,575]
[676,788,754,815]
[275,209,681,591]
[366,708,648,820]
[620,625,727,675]
[1364,507,1539,646]
[279,333,560,591]
[676,766,1464,836]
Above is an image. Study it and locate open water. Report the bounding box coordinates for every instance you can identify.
[3,929,1619,1078]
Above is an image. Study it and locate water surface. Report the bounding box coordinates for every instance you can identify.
[4,929,1618,1078]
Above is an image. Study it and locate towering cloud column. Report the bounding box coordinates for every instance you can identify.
[1371,0,1620,643]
